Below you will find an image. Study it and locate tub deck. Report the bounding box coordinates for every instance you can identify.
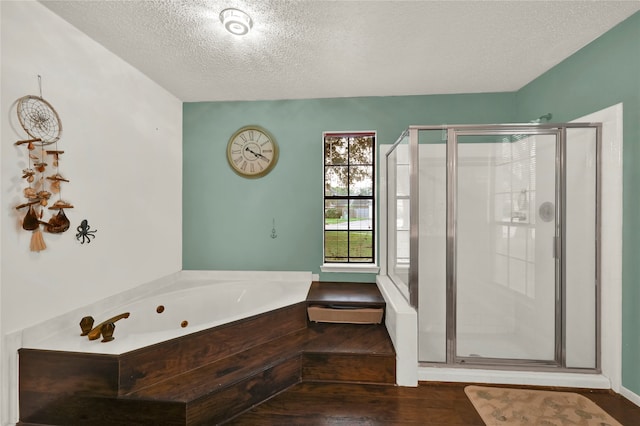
[18,281,394,425]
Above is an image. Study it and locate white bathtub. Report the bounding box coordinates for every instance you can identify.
[20,270,313,355]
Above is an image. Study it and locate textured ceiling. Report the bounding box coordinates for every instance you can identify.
[40,0,640,102]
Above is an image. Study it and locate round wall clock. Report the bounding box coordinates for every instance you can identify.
[226,125,279,178]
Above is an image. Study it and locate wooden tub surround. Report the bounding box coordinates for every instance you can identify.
[18,282,394,425]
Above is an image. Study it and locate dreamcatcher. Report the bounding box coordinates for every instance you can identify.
[15,77,73,252]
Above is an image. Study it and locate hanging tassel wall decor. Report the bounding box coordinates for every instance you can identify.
[30,226,47,252]
[14,76,72,252]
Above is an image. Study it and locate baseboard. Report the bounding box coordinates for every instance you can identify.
[620,386,640,408]
[418,367,611,389]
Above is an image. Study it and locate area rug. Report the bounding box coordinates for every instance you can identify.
[464,385,622,426]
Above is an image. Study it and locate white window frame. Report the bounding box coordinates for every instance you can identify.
[321,130,379,274]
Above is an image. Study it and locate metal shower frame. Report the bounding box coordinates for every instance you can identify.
[390,122,602,372]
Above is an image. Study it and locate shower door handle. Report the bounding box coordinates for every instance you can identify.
[552,236,559,259]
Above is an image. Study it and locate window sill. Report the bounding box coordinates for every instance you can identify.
[320,264,380,274]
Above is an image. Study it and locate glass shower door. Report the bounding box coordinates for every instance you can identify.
[386,132,411,301]
[454,131,559,363]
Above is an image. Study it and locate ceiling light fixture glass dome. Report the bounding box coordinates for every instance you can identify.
[220,8,253,36]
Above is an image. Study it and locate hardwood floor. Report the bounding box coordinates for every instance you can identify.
[227,381,640,425]
[231,283,640,425]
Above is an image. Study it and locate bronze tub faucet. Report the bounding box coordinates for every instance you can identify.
[79,312,130,342]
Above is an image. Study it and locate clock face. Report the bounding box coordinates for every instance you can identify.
[226,126,279,178]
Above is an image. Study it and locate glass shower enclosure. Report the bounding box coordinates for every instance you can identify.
[386,123,601,370]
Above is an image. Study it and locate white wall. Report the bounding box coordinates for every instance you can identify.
[1,2,182,424]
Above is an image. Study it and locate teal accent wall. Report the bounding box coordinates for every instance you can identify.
[516,12,640,395]
[183,93,515,282]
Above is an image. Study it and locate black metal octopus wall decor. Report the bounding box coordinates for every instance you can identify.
[76,219,97,244]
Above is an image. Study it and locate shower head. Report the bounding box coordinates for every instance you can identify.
[531,113,553,123]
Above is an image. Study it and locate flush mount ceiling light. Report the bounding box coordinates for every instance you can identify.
[220,8,253,36]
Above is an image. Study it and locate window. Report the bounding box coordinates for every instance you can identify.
[323,132,375,265]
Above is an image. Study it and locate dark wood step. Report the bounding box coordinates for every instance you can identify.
[306,281,385,309]
[303,323,395,384]
[303,352,395,384]
[126,328,308,401]
[305,322,394,355]
[185,357,301,425]
[118,302,308,395]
